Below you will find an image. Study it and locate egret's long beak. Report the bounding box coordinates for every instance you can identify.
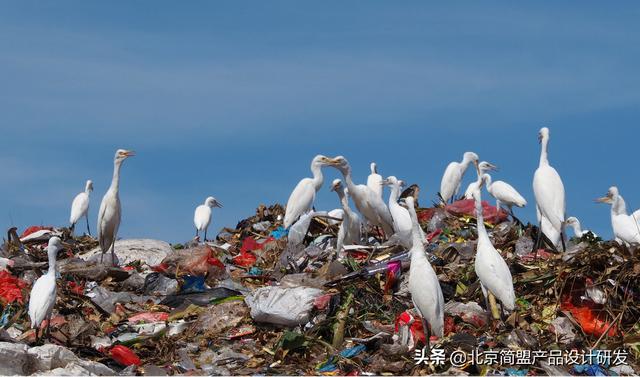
[380,178,390,186]
[538,133,543,144]
[330,185,338,192]
[214,201,223,208]
[595,196,612,204]
[485,163,498,172]
[124,150,136,157]
[474,160,480,175]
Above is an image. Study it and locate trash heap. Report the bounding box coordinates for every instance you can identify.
[1,199,639,376]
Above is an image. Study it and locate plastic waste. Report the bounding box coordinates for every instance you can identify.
[0,271,27,305]
[143,273,178,296]
[109,345,141,367]
[245,286,323,327]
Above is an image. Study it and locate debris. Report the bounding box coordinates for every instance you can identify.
[81,239,173,267]
[245,286,323,327]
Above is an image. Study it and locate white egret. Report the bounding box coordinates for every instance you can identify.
[328,156,394,235]
[471,180,515,317]
[440,152,479,203]
[406,196,444,343]
[327,208,344,226]
[194,196,223,242]
[464,161,498,199]
[28,236,62,344]
[330,179,363,257]
[532,127,566,250]
[382,176,412,249]
[69,180,93,236]
[366,162,383,199]
[283,155,332,229]
[564,216,594,238]
[596,186,640,245]
[97,149,134,266]
[483,174,527,219]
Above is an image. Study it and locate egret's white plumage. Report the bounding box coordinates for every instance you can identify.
[331,179,363,257]
[328,156,394,235]
[533,127,565,248]
[564,216,593,238]
[97,149,134,266]
[383,176,412,249]
[406,196,444,338]
[283,155,332,229]
[440,152,479,203]
[596,186,640,245]
[69,180,93,235]
[472,181,515,312]
[464,161,497,199]
[484,174,527,214]
[28,237,62,343]
[327,208,344,226]
[366,162,383,199]
[194,196,223,241]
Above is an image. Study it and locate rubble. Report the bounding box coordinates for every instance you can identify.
[0,199,639,375]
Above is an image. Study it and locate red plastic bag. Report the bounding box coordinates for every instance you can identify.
[20,226,52,239]
[561,296,617,337]
[109,345,141,366]
[66,281,85,295]
[128,312,169,324]
[394,310,426,349]
[233,251,257,267]
[445,199,508,224]
[0,271,28,305]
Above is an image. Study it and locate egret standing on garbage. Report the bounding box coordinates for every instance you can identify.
[194,196,223,242]
[97,149,134,266]
[440,152,479,203]
[69,180,93,235]
[472,179,515,317]
[28,236,62,344]
[596,186,640,245]
[533,127,566,250]
[367,162,383,199]
[330,179,363,258]
[483,174,527,219]
[464,161,497,199]
[406,196,444,343]
[283,155,333,228]
[328,156,394,235]
[564,216,593,238]
[383,176,412,248]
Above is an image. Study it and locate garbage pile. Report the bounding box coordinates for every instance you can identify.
[1,200,639,376]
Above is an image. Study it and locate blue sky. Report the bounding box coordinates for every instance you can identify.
[1,2,640,243]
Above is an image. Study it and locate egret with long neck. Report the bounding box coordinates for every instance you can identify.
[596,186,640,245]
[472,180,515,318]
[383,176,412,249]
[532,127,565,250]
[482,173,527,219]
[328,156,394,235]
[97,149,134,266]
[70,180,93,235]
[406,196,444,346]
[194,196,223,242]
[283,155,332,228]
[440,151,479,204]
[366,162,383,199]
[330,179,363,258]
[28,237,62,344]
[464,161,497,199]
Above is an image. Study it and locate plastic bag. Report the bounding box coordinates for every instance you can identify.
[245,286,323,327]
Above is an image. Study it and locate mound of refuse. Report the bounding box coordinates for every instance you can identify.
[0,200,639,376]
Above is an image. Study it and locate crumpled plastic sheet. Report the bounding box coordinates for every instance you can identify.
[245,286,323,327]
